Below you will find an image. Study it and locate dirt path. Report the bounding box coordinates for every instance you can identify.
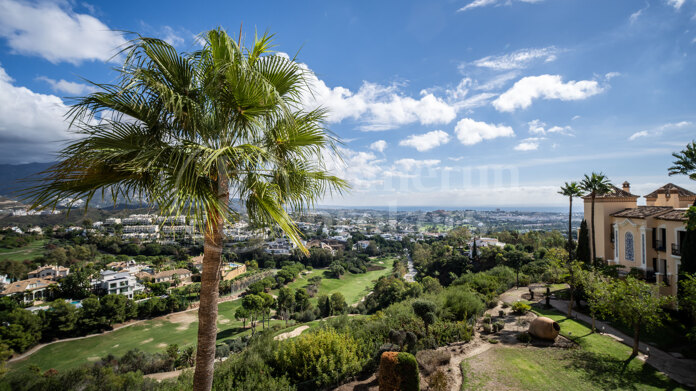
[274,325,309,341]
[144,369,185,381]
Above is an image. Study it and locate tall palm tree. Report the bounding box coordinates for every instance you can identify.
[580,172,613,267]
[22,29,347,391]
[669,140,696,180]
[559,182,583,260]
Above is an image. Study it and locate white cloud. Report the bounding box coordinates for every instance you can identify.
[471,47,559,70]
[302,73,457,131]
[394,158,441,170]
[629,130,649,140]
[369,140,387,152]
[399,130,451,151]
[454,118,515,145]
[161,26,184,46]
[514,138,542,151]
[629,121,693,140]
[492,74,604,112]
[37,76,97,95]
[667,0,686,10]
[0,65,72,163]
[527,119,546,135]
[458,0,545,12]
[474,72,519,91]
[323,147,385,190]
[630,3,650,23]
[0,0,126,64]
[571,115,581,120]
[527,119,572,135]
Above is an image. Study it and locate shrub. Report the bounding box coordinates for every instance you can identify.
[516,332,532,343]
[272,328,362,388]
[498,310,505,317]
[493,320,505,333]
[482,323,492,333]
[215,343,230,358]
[443,288,485,321]
[429,369,449,391]
[501,302,509,309]
[486,299,498,309]
[488,338,499,344]
[416,349,451,375]
[511,301,530,315]
[378,351,419,391]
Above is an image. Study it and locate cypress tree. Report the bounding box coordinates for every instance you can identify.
[577,219,591,265]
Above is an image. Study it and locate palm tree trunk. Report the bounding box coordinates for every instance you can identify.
[568,197,573,260]
[590,194,597,267]
[193,175,228,391]
[192,214,223,391]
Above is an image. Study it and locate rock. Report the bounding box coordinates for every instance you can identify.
[528,316,560,340]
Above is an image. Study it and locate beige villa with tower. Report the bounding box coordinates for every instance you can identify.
[584,182,694,297]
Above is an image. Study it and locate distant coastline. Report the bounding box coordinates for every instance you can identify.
[317,205,571,213]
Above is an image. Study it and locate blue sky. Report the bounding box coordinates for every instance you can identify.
[0,0,695,207]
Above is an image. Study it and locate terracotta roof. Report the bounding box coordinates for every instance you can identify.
[655,209,688,221]
[153,269,191,279]
[1,278,56,295]
[582,184,639,200]
[611,206,673,219]
[644,183,696,198]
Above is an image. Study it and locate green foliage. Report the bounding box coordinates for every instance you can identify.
[442,287,485,321]
[396,352,419,391]
[511,301,531,314]
[516,332,532,343]
[577,220,591,265]
[412,299,437,334]
[272,328,362,388]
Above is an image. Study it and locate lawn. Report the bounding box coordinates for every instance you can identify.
[9,299,282,373]
[283,256,395,305]
[0,239,46,262]
[9,259,394,373]
[461,306,687,391]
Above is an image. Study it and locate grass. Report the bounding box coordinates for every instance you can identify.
[9,299,283,373]
[9,259,394,373]
[553,287,695,358]
[0,239,46,262]
[282,256,395,305]
[461,306,687,391]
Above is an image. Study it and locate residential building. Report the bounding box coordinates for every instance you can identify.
[93,270,144,299]
[469,237,506,258]
[150,268,193,283]
[1,278,56,303]
[123,214,153,225]
[353,240,371,251]
[27,265,70,280]
[587,182,694,297]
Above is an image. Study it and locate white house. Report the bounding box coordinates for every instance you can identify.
[93,271,144,299]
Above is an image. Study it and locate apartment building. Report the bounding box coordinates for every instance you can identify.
[585,182,693,297]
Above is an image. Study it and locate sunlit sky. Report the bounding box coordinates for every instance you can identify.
[1,0,695,207]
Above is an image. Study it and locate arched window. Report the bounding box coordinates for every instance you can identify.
[625,232,634,261]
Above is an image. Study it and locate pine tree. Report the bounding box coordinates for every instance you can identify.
[577,220,591,265]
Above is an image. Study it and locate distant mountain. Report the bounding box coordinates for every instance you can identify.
[0,162,54,199]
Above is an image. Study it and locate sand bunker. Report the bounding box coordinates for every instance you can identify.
[141,338,154,344]
[274,325,309,341]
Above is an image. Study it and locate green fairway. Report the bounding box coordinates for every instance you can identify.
[9,258,394,373]
[461,306,686,391]
[0,239,46,262]
[284,256,395,305]
[9,299,282,373]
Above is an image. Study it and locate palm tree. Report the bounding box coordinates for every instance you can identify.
[580,172,613,267]
[22,29,347,391]
[669,140,696,180]
[558,182,583,260]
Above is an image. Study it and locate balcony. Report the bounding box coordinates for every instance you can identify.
[672,243,681,256]
[655,240,666,252]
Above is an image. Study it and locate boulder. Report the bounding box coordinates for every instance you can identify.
[528,316,560,340]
